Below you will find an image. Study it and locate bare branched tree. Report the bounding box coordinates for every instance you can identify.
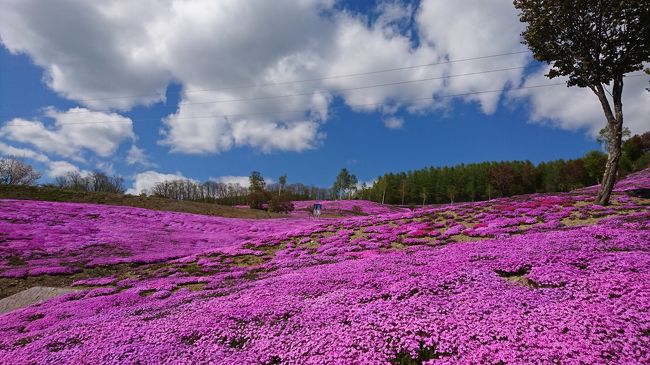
[0,156,42,186]
[55,170,125,194]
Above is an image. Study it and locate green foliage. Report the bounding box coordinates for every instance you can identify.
[277,173,287,196]
[248,190,270,210]
[268,194,295,214]
[582,150,608,184]
[514,0,650,205]
[366,133,650,205]
[248,171,269,209]
[514,0,650,88]
[623,131,650,162]
[332,168,358,199]
[248,171,266,192]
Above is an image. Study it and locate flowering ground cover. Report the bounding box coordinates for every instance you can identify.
[0,170,649,364]
[291,199,411,217]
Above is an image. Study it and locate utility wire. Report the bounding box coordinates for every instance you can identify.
[3,73,645,127]
[26,65,528,117]
[179,66,526,106]
[1,82,565,127]
[0,50,530,107]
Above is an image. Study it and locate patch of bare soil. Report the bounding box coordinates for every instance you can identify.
[0,286,81,314]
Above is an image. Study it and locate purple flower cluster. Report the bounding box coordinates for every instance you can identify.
[0,169,649,364]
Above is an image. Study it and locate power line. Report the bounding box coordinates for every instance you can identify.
[25,65,528,117]
[0,82,566,127]
[183,51,530,92]
[3,73,645,128]
[0,50,530,107]
[179,66,526,106]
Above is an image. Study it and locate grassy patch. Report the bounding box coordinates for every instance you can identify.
[573,200,592,208]
[630,196,650,206]
[561,213,602,227]
[175,282,206,292]
[178,262,205,275]
[516,223,537,232]
[351,229,368,240]
[449,234,489,243]
[495,266,538,288]
[13,336,38,347]
[320,231,337,238]
[298,237,320,250]
[0,262,168,299]
[232,255,266,267]
[6,255,27,266]
[391,242,407,250]
[252,243,287,256]
[139,289,156,297]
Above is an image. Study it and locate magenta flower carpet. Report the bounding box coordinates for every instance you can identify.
[1,171,649,364]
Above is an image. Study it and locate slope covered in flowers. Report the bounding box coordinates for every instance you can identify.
[0,170,649,364]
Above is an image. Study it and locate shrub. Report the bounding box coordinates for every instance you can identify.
[248,190,271,210]
[268,195,295,213]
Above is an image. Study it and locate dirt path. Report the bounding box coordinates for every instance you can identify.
[0,286,80,315]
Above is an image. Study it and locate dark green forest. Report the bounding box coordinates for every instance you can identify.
[360,131,650,205]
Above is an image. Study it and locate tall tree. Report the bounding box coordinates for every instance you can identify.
[248,171,268,210]
[248,171,266,192]
[347,174,358,200]
[488,164,519,197]
[332,168,357,200]
[278,174,287,195]
[514,0,650,205]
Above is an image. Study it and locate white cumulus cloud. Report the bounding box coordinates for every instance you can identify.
[508,67,650,136]
[46,160,90,178]
[126,170,187,195]
[0,108,134,160]
[1,0,646,157]
[0,0,532,155]
[0,141,90,178]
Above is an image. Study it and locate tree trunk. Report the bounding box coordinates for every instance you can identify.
[593,79,624,206]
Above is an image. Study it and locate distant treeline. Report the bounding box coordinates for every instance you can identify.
[1,131,648,208]
[146,179,332,206]
[53,171,126,194]
[360,132,650,205]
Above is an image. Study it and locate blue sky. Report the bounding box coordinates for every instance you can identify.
[0,0,648,193]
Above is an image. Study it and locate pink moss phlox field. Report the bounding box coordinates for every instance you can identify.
[0,170,649,364]
[291,200,410,216]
